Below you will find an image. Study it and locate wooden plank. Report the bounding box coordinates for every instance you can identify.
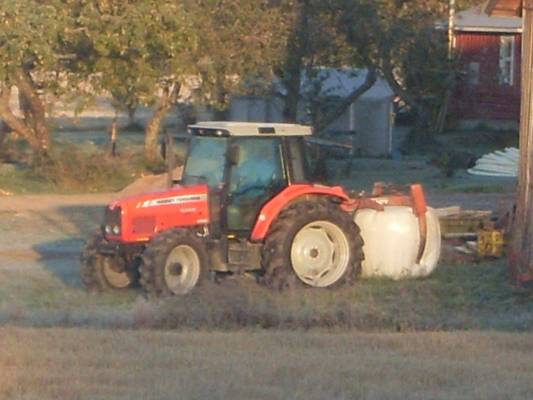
[434,206,462,218]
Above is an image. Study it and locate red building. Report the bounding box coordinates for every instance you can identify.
[451,1,523,125]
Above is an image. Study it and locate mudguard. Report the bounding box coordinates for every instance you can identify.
[250,184,350,241]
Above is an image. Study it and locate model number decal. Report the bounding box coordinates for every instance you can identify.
[136,194,207,208]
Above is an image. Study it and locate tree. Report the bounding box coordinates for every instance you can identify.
[182,0,288,118]
[329,0,479,144]
[0,0,78,155]
[76,1,189,163]
[81,0,286,164]
[272,1,379,133]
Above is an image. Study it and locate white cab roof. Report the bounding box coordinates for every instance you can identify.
[188,121,312,136]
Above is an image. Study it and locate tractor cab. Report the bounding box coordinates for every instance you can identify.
[181,122,312,235]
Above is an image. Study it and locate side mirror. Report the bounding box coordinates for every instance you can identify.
[228,144,240,165]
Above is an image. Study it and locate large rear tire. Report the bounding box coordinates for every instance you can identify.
[261,197,363,290]
[80,234,139,291]
[140,229,208,296]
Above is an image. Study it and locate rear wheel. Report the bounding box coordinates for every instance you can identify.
[140,229,208,296]
[261,197,363,290]
[80,234,139,291]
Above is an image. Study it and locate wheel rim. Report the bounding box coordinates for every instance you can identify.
[290,220,350,287]
[164,245,201,295]
[102,258,132,289]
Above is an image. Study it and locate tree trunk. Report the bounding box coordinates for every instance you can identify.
[16,70,50,151]
[381,61,433,144]
[509,0,533,285]
[0,85,42,151]
[144,86,177,164]
[280,0,310,122]
[282,68,302,123]
[316,68,377,133]
[127,105,137,126]
[0,120,9,150]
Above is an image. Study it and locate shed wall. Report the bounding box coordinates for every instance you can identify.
[452,32,522,121]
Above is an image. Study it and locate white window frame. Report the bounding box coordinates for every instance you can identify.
[499,36,515,86]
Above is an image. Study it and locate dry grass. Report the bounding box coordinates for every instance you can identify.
[1,261,532,332]
[1,327,533,400]
[134,264,533,332]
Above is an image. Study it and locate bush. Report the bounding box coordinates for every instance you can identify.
[30,143,142,192]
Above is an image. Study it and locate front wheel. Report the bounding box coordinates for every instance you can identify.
[140,229,208,296]
[80,234,139,291]
[262,198,363,289]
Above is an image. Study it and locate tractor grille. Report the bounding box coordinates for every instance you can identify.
[132,216,156,235]
[103,206,121,235]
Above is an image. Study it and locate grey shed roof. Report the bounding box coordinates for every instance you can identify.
[307,68,394,101]
[437,1,522,33]
[274,68,394,101]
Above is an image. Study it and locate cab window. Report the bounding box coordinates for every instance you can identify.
[227,137,286,231]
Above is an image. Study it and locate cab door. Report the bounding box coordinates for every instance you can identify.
[226,137,287,233]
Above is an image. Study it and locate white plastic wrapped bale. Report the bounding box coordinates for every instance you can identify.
[354,206,441,279]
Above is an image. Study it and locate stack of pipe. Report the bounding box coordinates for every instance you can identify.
[467,147,518,177]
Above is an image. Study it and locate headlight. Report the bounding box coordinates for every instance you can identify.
[103,206,121,236]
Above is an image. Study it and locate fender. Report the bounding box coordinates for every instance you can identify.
[250,184,350,242]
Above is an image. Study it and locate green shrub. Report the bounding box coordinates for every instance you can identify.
[30,143,142,193]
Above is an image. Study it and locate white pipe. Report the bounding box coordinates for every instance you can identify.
[448,0,456,58]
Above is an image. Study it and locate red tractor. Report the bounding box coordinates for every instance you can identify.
[81,122,427,295]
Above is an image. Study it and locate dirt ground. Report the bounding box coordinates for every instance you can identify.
[0,193,111,258]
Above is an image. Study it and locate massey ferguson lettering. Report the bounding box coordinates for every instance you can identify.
[136,194,207,209]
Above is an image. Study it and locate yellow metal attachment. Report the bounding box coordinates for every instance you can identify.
[477,229,505,258]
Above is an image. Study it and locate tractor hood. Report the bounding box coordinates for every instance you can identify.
[104,184,210,243]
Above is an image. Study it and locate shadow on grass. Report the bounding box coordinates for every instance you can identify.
[32,205,105,288]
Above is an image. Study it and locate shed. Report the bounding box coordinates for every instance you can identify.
[310,69,395,157]
[228,68,396,156]
[448,1,523,125]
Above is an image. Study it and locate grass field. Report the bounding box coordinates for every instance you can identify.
[2,328,533,400]
[1,259,532,332]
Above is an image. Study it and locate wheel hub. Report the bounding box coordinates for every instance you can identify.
[164,245,201,295]
[168,263,183,276]
[102,257,132,288]
[108,257,126,273]
[310,248,319,258]
[290,220,350,287]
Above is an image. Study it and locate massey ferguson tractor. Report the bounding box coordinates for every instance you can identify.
[81,122,440,296]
